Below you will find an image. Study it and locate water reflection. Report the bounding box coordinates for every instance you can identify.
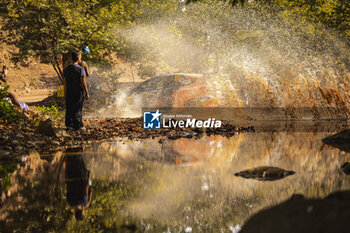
[0,125,350,232]
[234,166,295,181]
[65,147,92,221]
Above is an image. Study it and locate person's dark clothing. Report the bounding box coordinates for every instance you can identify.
[64,64,86,130]
[0,73,6,81]
[65,91,85,130]
[65,152,91,206]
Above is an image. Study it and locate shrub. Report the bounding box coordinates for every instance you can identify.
[35,104,64,122]
[0,83,25,124]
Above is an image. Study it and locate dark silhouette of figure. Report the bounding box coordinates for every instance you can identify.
[63,51,90,130]
[65,147,92,220]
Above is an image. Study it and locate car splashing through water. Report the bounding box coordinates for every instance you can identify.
[107,73,224,117]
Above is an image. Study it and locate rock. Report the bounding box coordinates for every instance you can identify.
[341,162,350,175]
[1,192,6,201]
[0,150,11,157]
[11,140,19,145]
[180,131,195,138]
[56,129,70,137]
[326,190,350,201]
[234,166,295,181]
[36,119,56,137]
[27,141,36,147]
[322,129,350,153]
[51,140,60,146]
[15,145,23,151]
[240,190,350,233]
[290,194,305,200]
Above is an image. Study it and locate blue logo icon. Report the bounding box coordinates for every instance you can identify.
[143,110,161,129]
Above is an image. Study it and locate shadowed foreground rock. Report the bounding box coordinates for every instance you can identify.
[322,129,350,153]
[240,190,350,233]
[234,166,295,181]
[35,119,56,137]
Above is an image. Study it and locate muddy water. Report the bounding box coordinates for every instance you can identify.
[1,122,350,232]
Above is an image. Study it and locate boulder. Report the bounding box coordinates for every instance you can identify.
[341,162,350,175]
[36,119,56,137]
[322,129,350,153]
[240,190,350,233]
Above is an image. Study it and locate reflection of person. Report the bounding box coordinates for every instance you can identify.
[63,51,90,130]
[65,147,92,220]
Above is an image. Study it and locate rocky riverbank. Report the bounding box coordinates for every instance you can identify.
[0,117,254,157]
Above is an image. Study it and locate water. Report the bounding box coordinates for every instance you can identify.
[1,122,350,232]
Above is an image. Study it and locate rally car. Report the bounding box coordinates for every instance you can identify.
[123,73,222,108]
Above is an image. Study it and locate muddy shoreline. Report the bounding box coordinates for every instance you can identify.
[0,118,254,156]
[1,115,348,157]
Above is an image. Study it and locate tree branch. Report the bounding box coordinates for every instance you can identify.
[52,63,63,84]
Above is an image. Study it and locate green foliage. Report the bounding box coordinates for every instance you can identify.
[1,0,135,61]
[35,104,64,122]
[261,0,350,41]
[0,83,25,123]
[0,0,348,80]
[0,0,143,82]
[186,0,245,6]
[0,101,23,122]
[0,81,9,99]
[0,0,183,83]
[186,0,350,39]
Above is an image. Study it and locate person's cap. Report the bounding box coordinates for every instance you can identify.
[82,45,90,54]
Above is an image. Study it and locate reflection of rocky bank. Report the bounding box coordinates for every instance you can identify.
[239,130,350,233]
[234,166,295,181]
[240,190,350,233]
[322,129,350,153]
[0,148,142,232]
